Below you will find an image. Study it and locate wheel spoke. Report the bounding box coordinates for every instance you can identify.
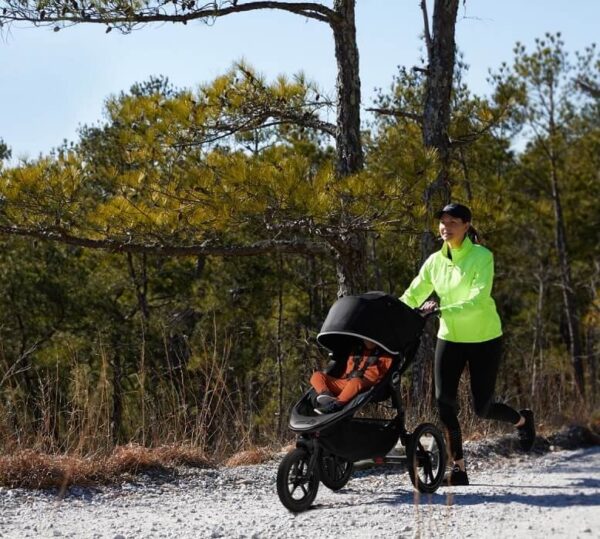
[416,443,426,468]
[289,476,301,487]
[288,458,311,498]
[425,435,435,452]
[424,461,434,482]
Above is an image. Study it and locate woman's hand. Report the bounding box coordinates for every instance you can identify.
[419,300,439,314]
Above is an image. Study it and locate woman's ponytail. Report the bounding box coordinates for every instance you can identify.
[467,224,481,244]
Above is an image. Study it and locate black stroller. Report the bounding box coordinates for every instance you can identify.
[276,292,447,512]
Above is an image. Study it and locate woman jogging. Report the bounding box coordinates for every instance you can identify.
[400,203,535,486]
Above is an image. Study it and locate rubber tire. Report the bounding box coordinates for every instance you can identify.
[277,448,320,512]
[407,422,447,494]
[319,454,353,491]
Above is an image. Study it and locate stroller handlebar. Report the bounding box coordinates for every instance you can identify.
[416,308,440,320]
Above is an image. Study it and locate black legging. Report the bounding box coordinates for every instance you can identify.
[435,337,521,461]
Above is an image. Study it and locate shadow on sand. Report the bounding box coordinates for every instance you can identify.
[315,487,600,510]
[312,447,600,510]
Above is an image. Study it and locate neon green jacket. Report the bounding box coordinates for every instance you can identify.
[400,237,502,343]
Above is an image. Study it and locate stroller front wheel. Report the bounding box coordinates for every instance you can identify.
[407,422,447,493]
[277,448,320,512]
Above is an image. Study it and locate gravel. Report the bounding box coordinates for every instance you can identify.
[0,445,598,538]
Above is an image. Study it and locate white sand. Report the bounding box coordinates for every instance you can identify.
[1,446,598,538]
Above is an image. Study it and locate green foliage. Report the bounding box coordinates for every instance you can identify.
[0,66,342,247]
[0,42,599,454]
[0,139,10,164]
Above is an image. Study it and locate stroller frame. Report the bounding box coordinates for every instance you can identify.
[276,293,448,512]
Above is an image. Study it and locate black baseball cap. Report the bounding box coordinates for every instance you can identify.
[435,203,472,222]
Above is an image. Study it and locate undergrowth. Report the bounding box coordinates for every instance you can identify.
[0,444,211,490]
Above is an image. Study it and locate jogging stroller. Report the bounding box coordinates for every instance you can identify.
[276,292,447,512]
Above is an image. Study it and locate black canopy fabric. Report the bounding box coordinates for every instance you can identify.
[316,292,425,355]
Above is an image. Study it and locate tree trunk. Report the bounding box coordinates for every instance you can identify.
[111,341,123,446]
[127,253,150,321]
[550,161,585,399]
[331,229,368,297]
[331,0,363,177]
[530,271,545,400]
[589,326,598,407]
[276,255,284,435]
[369,233,383,291]
[413,0,459,406]
[418,0,459,277]
[547,81,585,400]
[589,265,599,405]
[422,0,459,219]
[327,0,367,296]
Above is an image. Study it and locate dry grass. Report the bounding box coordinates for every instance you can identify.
[280,443,296,454]
[0,444,212,490]
[223,446,274,467]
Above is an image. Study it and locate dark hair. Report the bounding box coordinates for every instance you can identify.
[436,203,472,222]
[467,224,481,244]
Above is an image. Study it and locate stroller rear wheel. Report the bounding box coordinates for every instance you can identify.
[407,422,447,493]
[319,454,353,491]
[277,448,319,512]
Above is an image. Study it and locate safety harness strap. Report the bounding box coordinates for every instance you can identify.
[346,348,380,379]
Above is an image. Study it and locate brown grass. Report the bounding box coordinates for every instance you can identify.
[280,443,296,454]
[223,446,274,467]
[0,444,212,490]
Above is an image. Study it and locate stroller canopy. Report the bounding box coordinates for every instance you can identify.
[316,292,424,355]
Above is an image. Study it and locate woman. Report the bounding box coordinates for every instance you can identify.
[400,203,535,486]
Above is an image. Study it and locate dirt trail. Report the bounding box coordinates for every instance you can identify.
[0,446,598,538]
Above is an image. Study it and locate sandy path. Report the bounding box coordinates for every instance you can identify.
[1,446,598,538]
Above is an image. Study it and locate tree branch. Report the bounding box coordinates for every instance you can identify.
[0,1,335,29]
[420,0,433,65]
[449,100,513,148]
[166,98,336,149]
[575,78,600,99]
[272,111,336,136]
[0,224,329,257]
[366,107,423,123]
[449,123,495,147]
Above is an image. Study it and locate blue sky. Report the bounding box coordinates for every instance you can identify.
[2,0,599,161]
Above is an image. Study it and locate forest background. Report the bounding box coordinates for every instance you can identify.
[0,1,598,466]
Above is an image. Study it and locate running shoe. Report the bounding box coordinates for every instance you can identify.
[314,400,343,415]
[316,393,337,406]
[443,465,469,486]
[517,409,536,451]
